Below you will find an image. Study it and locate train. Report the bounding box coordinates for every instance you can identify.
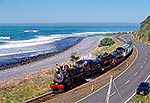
[50,41,133,92]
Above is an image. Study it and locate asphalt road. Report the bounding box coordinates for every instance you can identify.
[77,34,150,103]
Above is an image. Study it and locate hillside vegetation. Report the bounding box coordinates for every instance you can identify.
[133,16,150,45]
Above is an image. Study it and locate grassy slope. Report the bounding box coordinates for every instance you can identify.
[133,16,150,45]
[0,69,55,103]
[0,80,52,103]
[129,94,150,103]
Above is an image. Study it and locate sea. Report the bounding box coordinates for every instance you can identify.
[0,23,138,66]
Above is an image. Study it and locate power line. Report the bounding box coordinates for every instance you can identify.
[113,80,124,103]
[105,75,124,103]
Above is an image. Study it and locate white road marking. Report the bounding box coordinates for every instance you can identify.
[110,92,116,97]
[140,66,143,69]
[125,80,130,85]
[143,61,146,64]
[134,72,138,76]
[145,57,147,60]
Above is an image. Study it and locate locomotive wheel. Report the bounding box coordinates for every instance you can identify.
[72,78,77,87]
[66,79,71,86]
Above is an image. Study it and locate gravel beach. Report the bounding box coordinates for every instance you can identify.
[0,36,102,82]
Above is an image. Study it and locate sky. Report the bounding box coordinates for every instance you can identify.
[0,0,149,24]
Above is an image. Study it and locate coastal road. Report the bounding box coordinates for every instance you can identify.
[77,34,150,103]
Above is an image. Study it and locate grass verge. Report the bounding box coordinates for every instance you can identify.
[0,69,55,103]
[129,94,150,103]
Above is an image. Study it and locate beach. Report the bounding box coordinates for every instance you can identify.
[0,36,102,82]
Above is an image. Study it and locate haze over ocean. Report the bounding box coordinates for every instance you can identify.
[0,23,138,66]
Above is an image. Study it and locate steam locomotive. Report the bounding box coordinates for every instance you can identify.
[50,41,133,92]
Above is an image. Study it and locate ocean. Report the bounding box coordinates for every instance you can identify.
[0,23,138,66]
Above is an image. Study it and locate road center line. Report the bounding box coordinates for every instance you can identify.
[140,66,143,69]
[125,80,130,85]
[134,72,138,76]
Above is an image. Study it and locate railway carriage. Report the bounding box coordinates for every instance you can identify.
[50,41,133,92]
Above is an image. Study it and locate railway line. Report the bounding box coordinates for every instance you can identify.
[24,91,57,103]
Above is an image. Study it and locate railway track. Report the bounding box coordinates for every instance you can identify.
[23,91,57,103]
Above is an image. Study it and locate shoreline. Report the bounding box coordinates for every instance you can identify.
[0,38,83,70]
[0,36,102,82]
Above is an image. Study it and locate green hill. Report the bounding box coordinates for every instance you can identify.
[133,16,150,45]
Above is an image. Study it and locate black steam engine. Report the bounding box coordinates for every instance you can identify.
[50,41,133,92]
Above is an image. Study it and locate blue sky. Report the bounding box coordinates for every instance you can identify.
[0,0,149,23]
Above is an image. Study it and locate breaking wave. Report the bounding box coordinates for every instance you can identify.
[0,35,63,49]
[0,31,110,49]
[0,36,11,40]
[24,30,39,33]
[0,31,111,58]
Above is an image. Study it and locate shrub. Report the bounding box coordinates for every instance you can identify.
[70,52,79,62]
[98,38,115,47]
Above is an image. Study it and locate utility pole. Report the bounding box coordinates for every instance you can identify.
[105,75,113,103]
